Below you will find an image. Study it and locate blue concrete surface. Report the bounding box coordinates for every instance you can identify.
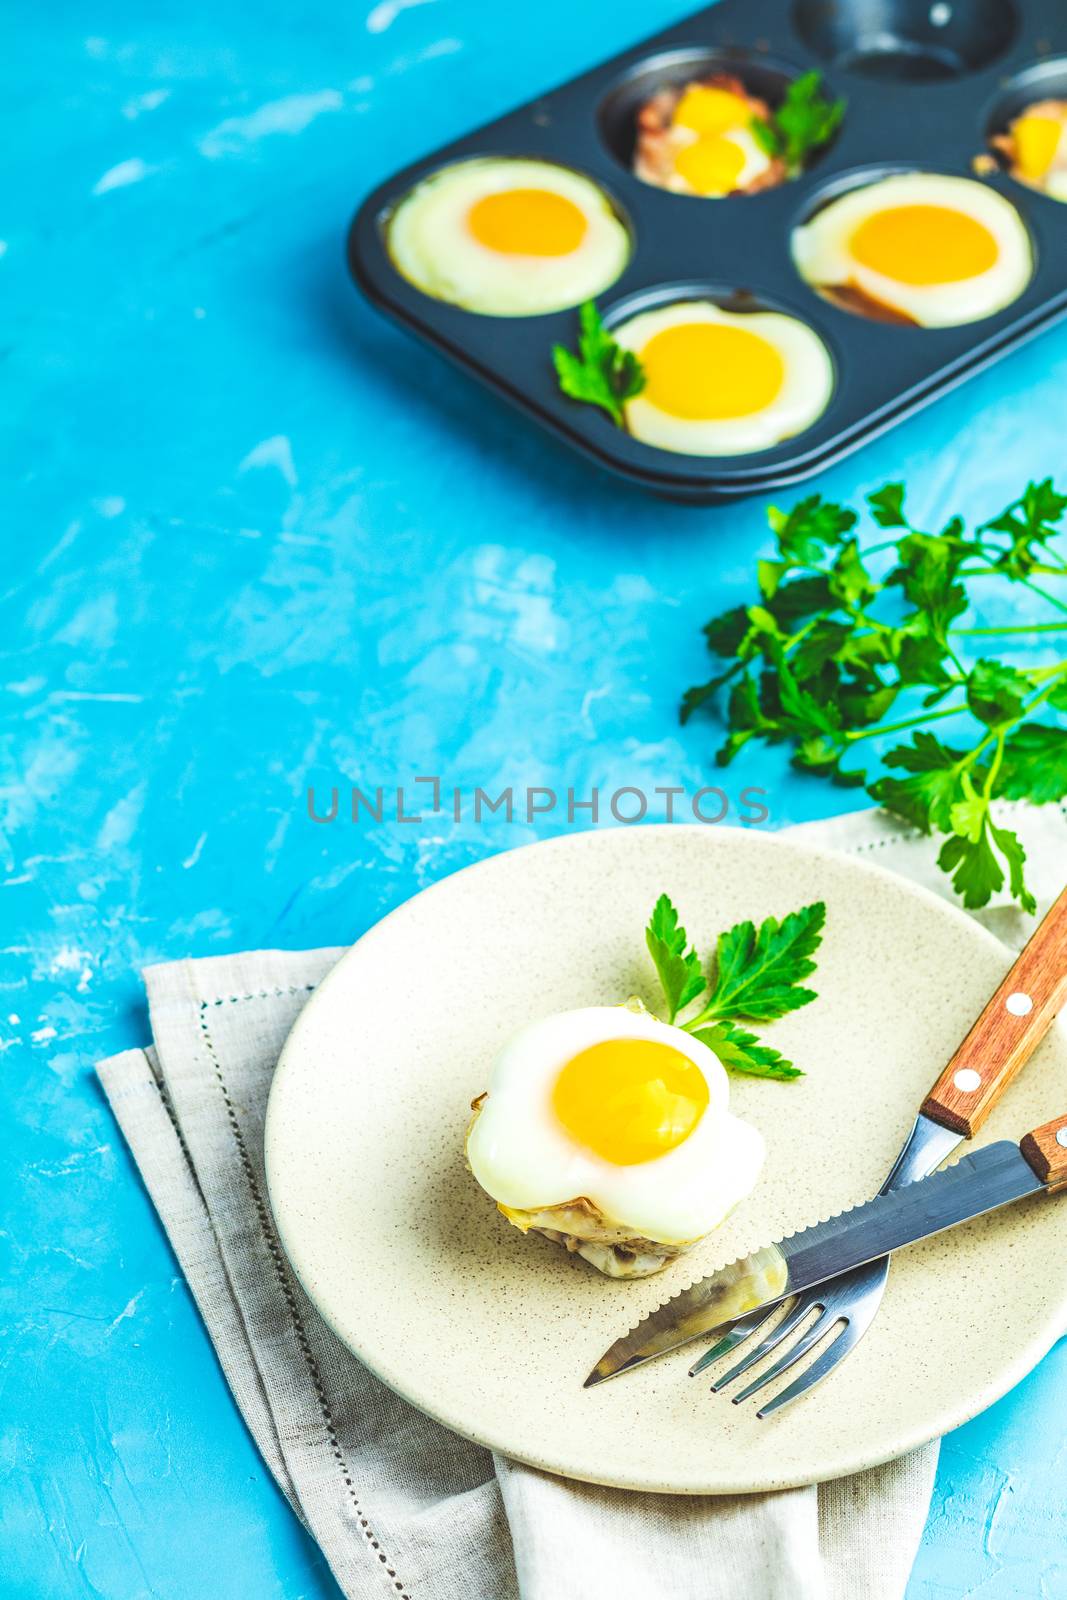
[4,2,1067,1595]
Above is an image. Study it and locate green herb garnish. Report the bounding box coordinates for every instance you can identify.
[751,71,845,176]
[552,300,646,426]
[682,480,1067,915]
[645,893,825,1078]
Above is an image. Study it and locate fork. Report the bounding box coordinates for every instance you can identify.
[690,882,1067,1418]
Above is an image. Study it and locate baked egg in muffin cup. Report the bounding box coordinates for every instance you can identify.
[992,98,1067,202]
[386,157,631,316]
[792,172,1033,326]
[607,299,834,456]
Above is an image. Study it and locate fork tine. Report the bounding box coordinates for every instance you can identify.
[687,1303,788,1378]
[754,1317,867,1419]
[729,1313,845,1405]
[709,1297,823,1392]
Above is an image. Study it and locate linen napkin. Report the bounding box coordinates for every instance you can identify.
[97,802,1067,1600]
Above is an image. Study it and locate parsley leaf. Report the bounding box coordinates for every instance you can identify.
[645,893,706,1023]
[936,803,1034,913]
[681,476,1067,915]
[689,1021,803,1081]
[867,482,908,528]
[751,71,846,176]
[870,732,966,834]
[996,723,1067,805]
[643,896,825,1080]
[966,658,1030,727]
[981,478,1067,576]
[552,300,645,426]
[768,495,857,564]
[938,825,1003,909]
[689,902,826,1025]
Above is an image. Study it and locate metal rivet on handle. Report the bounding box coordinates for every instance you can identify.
[954,1068,982,1092]
[1057,1129,1067,1150]
[1005,992,1033,1016]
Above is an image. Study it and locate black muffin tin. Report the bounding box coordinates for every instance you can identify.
[349,0,1067,502]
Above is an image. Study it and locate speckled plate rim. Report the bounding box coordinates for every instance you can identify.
[264,825,1067,1494]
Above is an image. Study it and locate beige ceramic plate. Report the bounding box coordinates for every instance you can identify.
[264,825,1067,1494]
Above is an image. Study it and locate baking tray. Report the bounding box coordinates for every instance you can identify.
[348,0,1067,503]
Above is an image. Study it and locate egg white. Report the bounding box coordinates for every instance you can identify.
[792,172,1032,327]
[387,157,630,316]
[466,1005,765,1244]
[613,301,834,456]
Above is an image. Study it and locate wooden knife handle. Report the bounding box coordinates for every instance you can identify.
[922,884,1067,1138]
[1021,1114,1067,1195]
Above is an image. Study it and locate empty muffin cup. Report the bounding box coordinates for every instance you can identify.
[792,0,1017,82]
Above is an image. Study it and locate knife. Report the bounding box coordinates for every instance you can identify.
[589,881,1067,1393]
[586,1112,1067,1386]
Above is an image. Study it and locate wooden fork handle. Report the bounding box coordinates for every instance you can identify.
[922,884,1067,1138]
[1021,1113,1067,1195]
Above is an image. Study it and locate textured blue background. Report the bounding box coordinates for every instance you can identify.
[4,2,1067,1595]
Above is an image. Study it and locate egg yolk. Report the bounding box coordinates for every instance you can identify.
[1014,113,1062,180]
[673,84,750,134]
[552,1037,709,1165]
[850,204,999,285]
[640,321,785,420]
[674,134,747,196]
[467,188,588,256]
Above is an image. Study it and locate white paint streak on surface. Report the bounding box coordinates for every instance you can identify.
[122,88,170,119]
[50,691,142,704]
[107,1291,144,1333]
[182,832,207,869]
[38,521,81,573]
[239,435,297,486]
[92,158,156,195]
[96,783,146,852]
[31,1025,57,1044]
[387,36,462,72]
[367,0,436,33]
[56,593,119,650]
[412,37,461,61]
[579,684,610,736]
[198,91,342,158]
[48,946,92,977]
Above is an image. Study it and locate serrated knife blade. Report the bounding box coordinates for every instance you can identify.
[585,1139,1045,1387]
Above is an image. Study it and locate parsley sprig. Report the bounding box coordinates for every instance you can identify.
[552,300,646,426]
[751,71,845,176]
[682,480,1067,915]
[645,893,825,1079]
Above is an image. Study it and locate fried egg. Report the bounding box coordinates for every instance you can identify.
[611,301,834,456]
[387,158,631,316]
[792,173,1032,327]
[643,82,776,197]
[466,1004,764,1275]
[996,100,1067,202]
